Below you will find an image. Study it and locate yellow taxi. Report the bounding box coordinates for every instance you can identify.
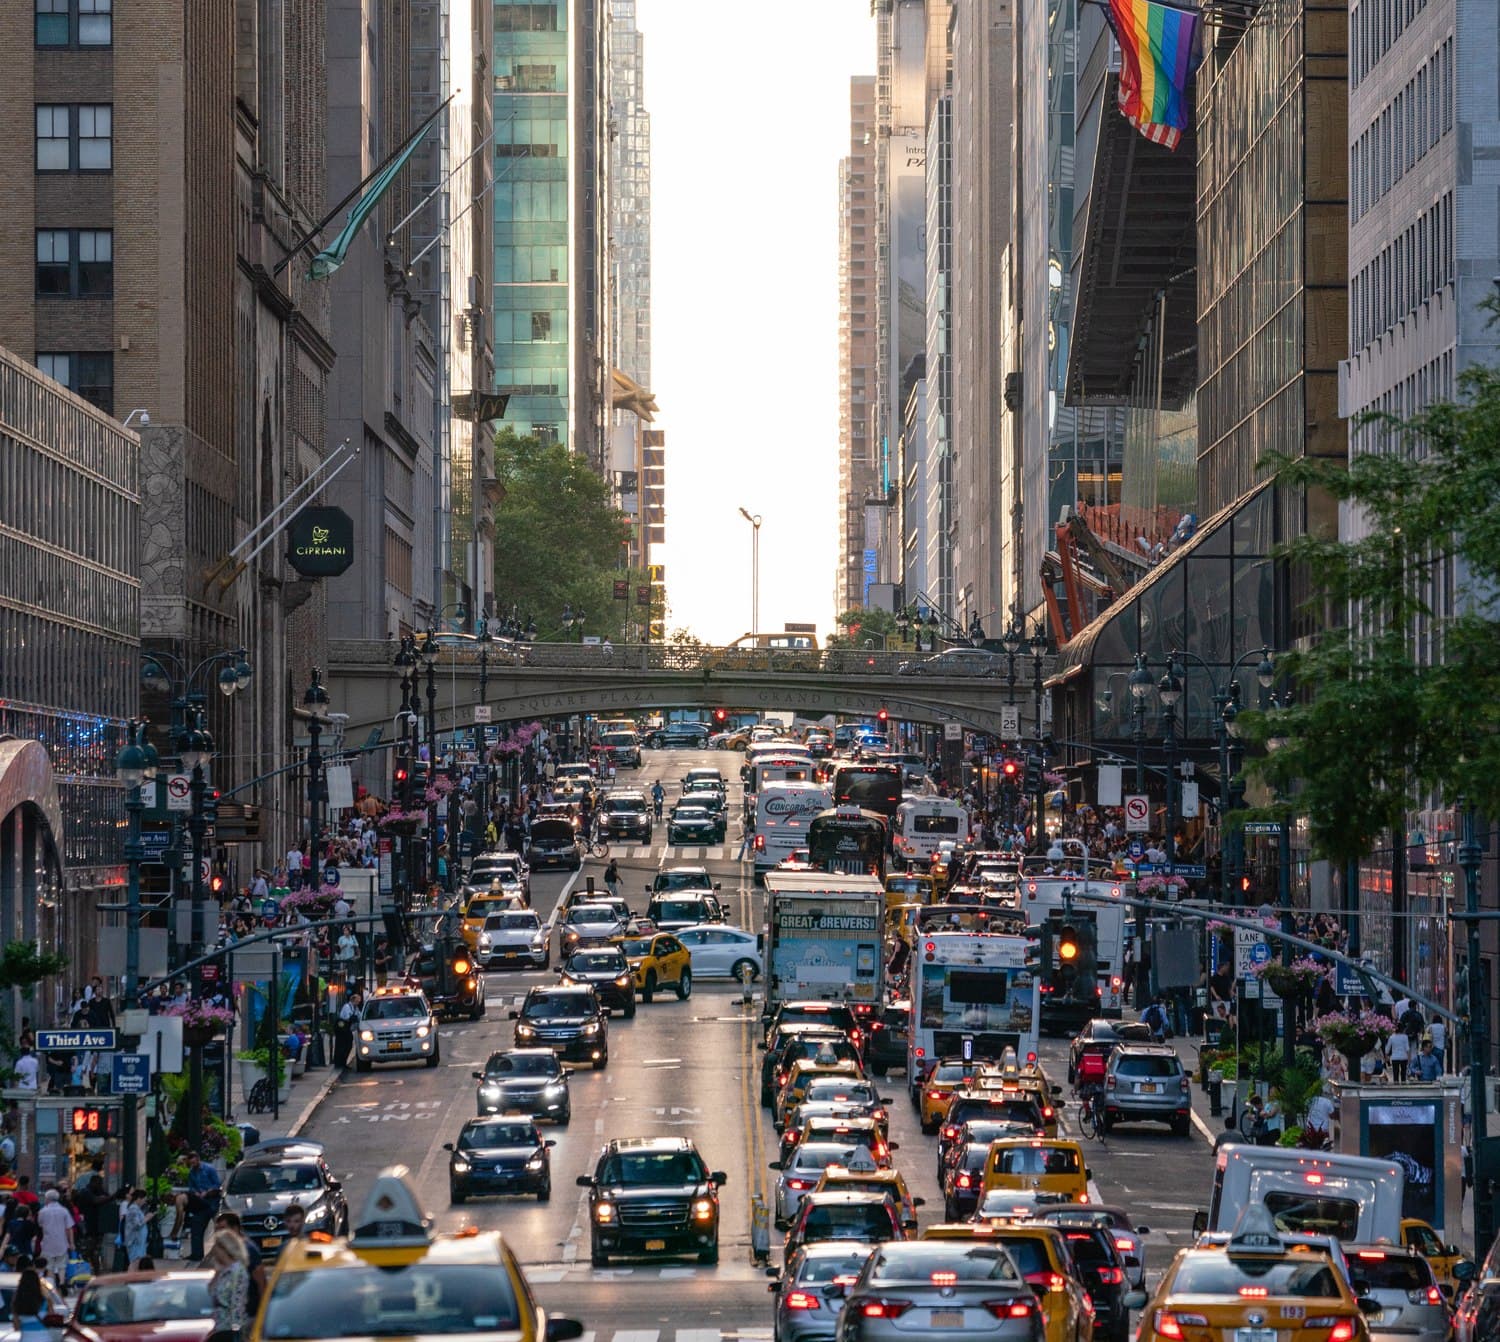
[885,901,924,947]
[815,1164,922,1232]
[460,891,527,948]
[921,1222,1095,1342]
[918,1057,977,1133]
[611,930,690,1003]
[1139,1206,1371,1342]
[1401,1216,1468,1289]
[884,872,935,909]
[977,1054,1061,1137]
[775,1057,867,1127]
[982,1138,1091,1204]
[252,1167,583,1342]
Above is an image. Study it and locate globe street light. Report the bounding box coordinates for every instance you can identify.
[737,507,762,637]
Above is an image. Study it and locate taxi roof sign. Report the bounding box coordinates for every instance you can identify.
[845,1149,879,1174]
[1228,1202,1285,1251]
[351,1167,431,1248]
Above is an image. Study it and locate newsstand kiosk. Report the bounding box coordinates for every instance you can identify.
[0,1091,144,1195]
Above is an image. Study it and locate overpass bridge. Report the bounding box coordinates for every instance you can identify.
[327,639,1049,741]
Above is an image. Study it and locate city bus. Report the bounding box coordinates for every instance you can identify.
[907,930,1040,1096]
[752,782,832,876]
[894,796,971,868]
[807,806,888,878]
[830,763,904,825]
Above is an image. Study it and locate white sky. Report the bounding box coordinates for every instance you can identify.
[634,0,874,644]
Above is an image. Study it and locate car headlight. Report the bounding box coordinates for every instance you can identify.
[526,1156,545,1170]
[614,975,631,988]
[544,1081,565,1094]
[531,936,547,948]
[517,1024,536,1038]
[416,1025,430,1038]
[583,1021,600,1035]
[593,1201,615,1222]
[481,1084,502,1097]
[478,935,492,952]
[692,1198,715,1220]
[560,974,579,986]
[303,1203,330,1226]
[451,1159,471,1173]
[359,1029,374,1042]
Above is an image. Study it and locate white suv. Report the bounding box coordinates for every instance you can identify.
[355,988,440,1071]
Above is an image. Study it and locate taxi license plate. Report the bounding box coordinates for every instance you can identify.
[386,1040,403,1051]
[261,1237,282,1249]
[1235,1330,1277,1342]
[1139,1082,1159,1093]
[930,1311,964,1328]
[645,1239,666,1252]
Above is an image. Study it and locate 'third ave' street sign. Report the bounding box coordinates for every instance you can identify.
[36,1029,116,1052]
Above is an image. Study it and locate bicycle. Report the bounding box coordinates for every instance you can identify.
[245,1077,275,1114]
[586,832,610,859]
[1077,1088,1107,1141]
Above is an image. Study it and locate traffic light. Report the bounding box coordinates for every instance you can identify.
[202,788,220,825]
[1001,757,1019,782]
[394,763,410,794]
[1056,924,1081,963]
[877,708,889,725]
[713,708,729,725]
[209,872,226,898]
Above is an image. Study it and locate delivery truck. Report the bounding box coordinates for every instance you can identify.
[762,870,885,1018]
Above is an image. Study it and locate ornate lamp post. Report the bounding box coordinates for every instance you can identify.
[304,669,330,876]
[420,630,441,887]
[114,720,157,1190]
[1157,663,1184,865]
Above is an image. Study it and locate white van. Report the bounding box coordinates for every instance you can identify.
[1204,1144,1406,1244]
[895,797,971,867]
[752,782,833,875]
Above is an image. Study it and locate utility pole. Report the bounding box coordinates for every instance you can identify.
[1457,804,1495,1258]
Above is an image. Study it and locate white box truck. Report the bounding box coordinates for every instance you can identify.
[762,870,885,1013]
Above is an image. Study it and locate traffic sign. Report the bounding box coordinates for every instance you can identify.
[474,705,493,723]
[1336,965,1369,998]
[1124,794,1150,833]
[165,774,192,813]
[112,1054,151,1095]
[1243,821,1284,836]
[944,722,963,741]
[324,865,340,887]
[1000,705,1021,739]
[37,1029,116,1052]
[1127,839,1145,861]
[1234,928,1267,980]
[1250,942,1273,965]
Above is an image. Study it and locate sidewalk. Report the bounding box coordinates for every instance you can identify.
[235,1062,341,1146]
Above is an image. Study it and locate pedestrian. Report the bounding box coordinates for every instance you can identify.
[169,1152,221,1263]
[336,925,359,981]
[77,1158,108,1273]
[285,844,304,892]
[120,1190,149,1271]
[1385,1026,1411,1083]
[212,1212,265,1316]
[10,1267,48,1334]
[604,859,621,902]
[205,1229,250,1342]
[12,1049,38,1091]
[1412,1036,1443,1082]
[373,937,392,987]
[36,1192,72,1286]
[1429,1016,1447,1065]
[334,990,361,1069]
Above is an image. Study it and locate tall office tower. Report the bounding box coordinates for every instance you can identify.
[1341,0,1499,991]
[947,0,1013,630]
[871,0,929,593]
[924,87,955,620]
[0,2,336,863]
[837,75,880,612]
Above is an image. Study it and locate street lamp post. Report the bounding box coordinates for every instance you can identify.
[1029,625,1049,849]
[738,508,762,636]
[474,624,493,837]
[420,631,440,887]
[561,604,586,644]
[1128,653,1153,1007]
[1266,691,1297,1066]
[1457,803,1495,1257]
[304,669,330,878]
[115,720,157,1190]
[1158,664,1183,865]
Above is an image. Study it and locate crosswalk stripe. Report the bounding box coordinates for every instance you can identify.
[676,1330,724,1342]
[613,1331,662,1342]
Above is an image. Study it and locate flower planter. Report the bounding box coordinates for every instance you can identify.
[183,1024,223,1047]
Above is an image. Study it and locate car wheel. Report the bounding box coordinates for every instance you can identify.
[591,1239,608,1268]
[556,1107,571,1126]
[1102,1115,1115,1133]
[730,959,758,983]
[643,971,656,1004]
[676,970,692,1001]
[699,1242,719,1266]
[593,1053,608,1070]
[426,1044,441,1068]
[1171,1117,1190,1137]
[921,1117,938,1135]
[541,952,551,970]
[537,1180,551,1203]
[355,1059,372,1073]
[625,998,637,1019]
[450,1185,466,1205]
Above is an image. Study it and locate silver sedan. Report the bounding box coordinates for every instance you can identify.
[773,1142,867,1229]
[769,1243,876,1342]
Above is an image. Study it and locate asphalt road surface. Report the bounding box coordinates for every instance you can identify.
[296,747,1220,1342]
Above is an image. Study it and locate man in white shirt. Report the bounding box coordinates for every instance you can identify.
[286,846,304,889]
[332,893,352,921]
[12,1048,38,1090]
[1386,1027,1412,1083]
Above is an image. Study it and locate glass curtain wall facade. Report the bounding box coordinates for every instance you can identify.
[494,1,570,445]
[923,93,954,616]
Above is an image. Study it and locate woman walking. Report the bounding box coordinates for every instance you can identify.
[120,1190,149,1270]
[206,1229,251,1342]
[10,1267,49,1336]
[604,859,621,903]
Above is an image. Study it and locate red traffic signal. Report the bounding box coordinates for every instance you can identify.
[1002,758,1019,779]
[877,708,889,723]
[713,708,728,724]
[209,873,226,896]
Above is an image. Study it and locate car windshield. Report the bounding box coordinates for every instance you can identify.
[617,937,655,956]
[484,1053,560,1078]
[1171,1256,1343,1298]
[1263,1193,1362,1239]
[674,809,711,820]
[606,798,646,814]
[1349,1255,1432,1292]
[460,1122,538,1149]
[569,907,618,925]
[260,1265,521,1338]
[993,1146,1081,1176]
[798,1251,875,1284]
[77,1279,214,1325]
[653,900,704,921]
[804,1081,877,1104]
[799,1205,892,1240]
[569,952,627,973]
[993,1237,1052,1277]
[932,1063,973,1084]
[653,872,710,892]
[1060,1231,1114,1268]
[870,1243,1021,1284]
[598,1150,706,1185]
[523,992,592,1019]
[227,1163,323,1194]
[1115,1056,1180,1078]
[793,1146,865,1173]
[601,735,636,748]
[363,997,426,1021]
[955,1100,1040,1127]
[488,913,539,931]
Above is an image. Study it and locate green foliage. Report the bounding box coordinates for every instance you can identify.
[1269,1057,1324,1128]
[489,429,636,639]
[0,942,69,998]
[1243,344,1500,861]
[830,608,900,648]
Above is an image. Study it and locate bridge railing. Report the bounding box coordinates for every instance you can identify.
[329,639,921,677]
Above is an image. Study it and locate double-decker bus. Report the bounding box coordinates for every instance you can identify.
[807,805,888,878]
[830,763,904,825]
[906,930,1040,1095]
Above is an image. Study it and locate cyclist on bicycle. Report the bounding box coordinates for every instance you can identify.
[1074,1049,1108,1134]
[651,781,665,820]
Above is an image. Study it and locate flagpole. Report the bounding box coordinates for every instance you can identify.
[273,92,457,277]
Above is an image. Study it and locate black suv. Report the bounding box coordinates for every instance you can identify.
[445,1115,554,1204]
[559,946,637,1017]
[1052,1223,1140,1342]
[600,791,653,841]
[473,1048,571,1124]
[578,1137,727,1266]
[510,985,610,1068]
[220,1139,347,1259]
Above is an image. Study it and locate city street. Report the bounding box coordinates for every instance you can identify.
[295,749,1220,1342]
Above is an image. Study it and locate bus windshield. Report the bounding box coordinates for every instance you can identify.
[807,811,887,877]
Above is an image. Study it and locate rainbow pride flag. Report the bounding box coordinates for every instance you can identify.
[1104,0,1203,150]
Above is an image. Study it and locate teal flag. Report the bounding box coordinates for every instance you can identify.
[309,132,428,280]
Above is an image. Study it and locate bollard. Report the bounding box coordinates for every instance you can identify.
[1208,1069,1223,1117]
[739,961,755,1006]
[751,1194,771,1264]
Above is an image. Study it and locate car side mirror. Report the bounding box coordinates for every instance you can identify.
[880,1096,893,1104]
[1136,1225,1151,1235]
[1453,1261,1477,1284]
[1122,1291,1147,1311]
[442,1143,454,1152]
[472,1071,484,1079]
[768,1160,783,1171]
[888,1142,900,1152]
[912,1197,926,1207]
[714,883,722,890]
[575,1174,595,1188]
[1191,1210,1208,1236]
[545,1320,585,1342]
[765,1268,781,1281]
[1357,1297,1381,1316]
[328,1179,342,1191]
[711,1171,728,1185]
[1052,1085,1063,1096]
[509,1009,520,1019]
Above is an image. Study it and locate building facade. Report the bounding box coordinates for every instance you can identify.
[0,345,139,981]
[837,75,879,612]
[923,88,955,618]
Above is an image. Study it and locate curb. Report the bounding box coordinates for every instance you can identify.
[284,1066,343,1139]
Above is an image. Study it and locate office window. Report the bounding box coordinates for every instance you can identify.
[78,230,111,294]
[36,352,113,413]
[36,106,69,170]
[78,0,110,44]
[78,105,111,169]
[35,231,70,295]
[35,0,68,45]
[34,0,109,47]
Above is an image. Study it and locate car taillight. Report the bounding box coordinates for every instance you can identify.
[1096,1267,1124,1285]
[754,834,765,850]
[785,1178,815,1190]
[1043,1106,1055,1119]
[1153,1312,1208,1339]
[957,1174,972,1188]
[1180,1076,1191,1093]
[983,1300,1034,1320]
[929,1090,945,1101]
[942,1126,958,1140]
[784,1292,821,1311]
[1105,1073,1116,1088]
[851,1029,862,1044]
[1313,1321,1356,1342]
[860,1300,912,1319]
[1025,1272,1068,1292]
[1114,1237,1134,1252]
[1406,1286,1444,1306]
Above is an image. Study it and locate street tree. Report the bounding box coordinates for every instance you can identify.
[830,607,900,647]
[1241,353,1500,865]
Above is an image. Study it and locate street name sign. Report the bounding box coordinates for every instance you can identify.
[38,1029,116,1052]
[1243,820,1284,836]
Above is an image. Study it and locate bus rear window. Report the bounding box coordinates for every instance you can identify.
[913,816,961,834]
[1263,1192,1362,1241]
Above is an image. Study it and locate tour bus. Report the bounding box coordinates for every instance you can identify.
[752,782,833,876]
[830,763,904,826]
[1018,840,1129,1024]
[894,796,971,869]
[807,805,888,878]
[907,929,1040,1096]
